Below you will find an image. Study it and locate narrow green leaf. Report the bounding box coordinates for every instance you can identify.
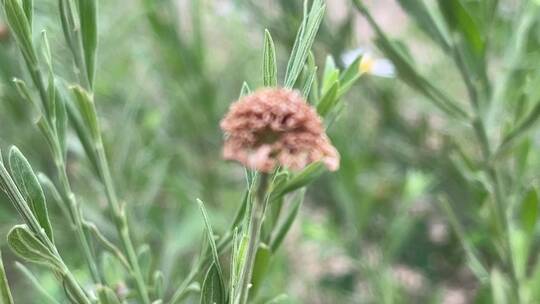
[64,97,100,173]
[250,244,271,299]
[3,0,38,66]
[7,225,62,271]
[240,82,251,98]
[316,80,340,117]
[0,251,14,304]
[137,244,152,282]
[21,0,32,29]
[200,262,226,304]
[55,92,68,159]
[321,56,338,93]
[41,31,56,122]
[301,62,317,99]
[71,85,100,142]
[0,154,44,237]
[497,100,540,157]
[58,0,78,53]
[78,0,98,88]
[510,228,528,281]
[270,189,306,252]
[339,55,362,95]
[197,199,223,276]
[520,188,538,237]
[152,271,164,299]
[230,229,248,302]
[96,285,121,304]
[284,0,325,88]
[437,0,484,57]
[40,31,53,70]
[8,147,53,242]
[12,78,38,109]
[263,29,277,87]
[274,163,325,197]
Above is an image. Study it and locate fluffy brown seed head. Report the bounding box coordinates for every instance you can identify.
[220,88,339,172]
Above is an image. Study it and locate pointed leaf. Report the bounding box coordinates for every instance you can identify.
[197,199,223,276]
[250,244,271,299]
[78,0,98,88]
[71,85,100,142]
[21,0,33,29]
[274,163,325,197]
[8,147,53,242]
[200,262,226,304]
[0,251,14,304]
[437,0,484,57]
[3,0,37,66]
[263,29,277,87]
[316,80,340,117]
[7,225,62,271]
[284,0,326,88]
[270,189,305,252]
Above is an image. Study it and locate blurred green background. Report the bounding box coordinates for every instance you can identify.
[1,0,539,303]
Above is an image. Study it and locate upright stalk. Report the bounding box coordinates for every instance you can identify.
[12,30,102,284]
[94,139,151,304]
[238,174,269,304]
[454,31,523,303]
[0,162,92,304]
[57,0,152,299]
[57,163,102,284]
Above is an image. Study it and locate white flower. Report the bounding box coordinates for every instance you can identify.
[341,48,365,66]
[359,53,396,78]
[341,48,396,78]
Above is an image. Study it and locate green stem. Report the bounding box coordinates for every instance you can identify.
[17,29,102,285]
[238,174,269,304]
[473,114,522,303]
[57,163,102,284]
[0,163,92,304]
[60,265,92,304]
[95,140,151,304]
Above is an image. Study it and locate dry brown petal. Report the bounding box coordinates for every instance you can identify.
[220,88,339,172]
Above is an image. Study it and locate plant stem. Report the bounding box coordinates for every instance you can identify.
[0,162,92,304]
[57,163,102,284]
[94,140,151,304]
[238,174,269,304]
[12,24,103,285]
[472,108,522,303]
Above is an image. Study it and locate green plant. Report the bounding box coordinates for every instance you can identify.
[0,0,363,303]
[354,0,540,302]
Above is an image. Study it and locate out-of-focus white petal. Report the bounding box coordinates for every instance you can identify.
[341,48,365,67]
[214,1,234,16]
[371,58,396,78]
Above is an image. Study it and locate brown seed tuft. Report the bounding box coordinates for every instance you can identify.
[220,88,339,172]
